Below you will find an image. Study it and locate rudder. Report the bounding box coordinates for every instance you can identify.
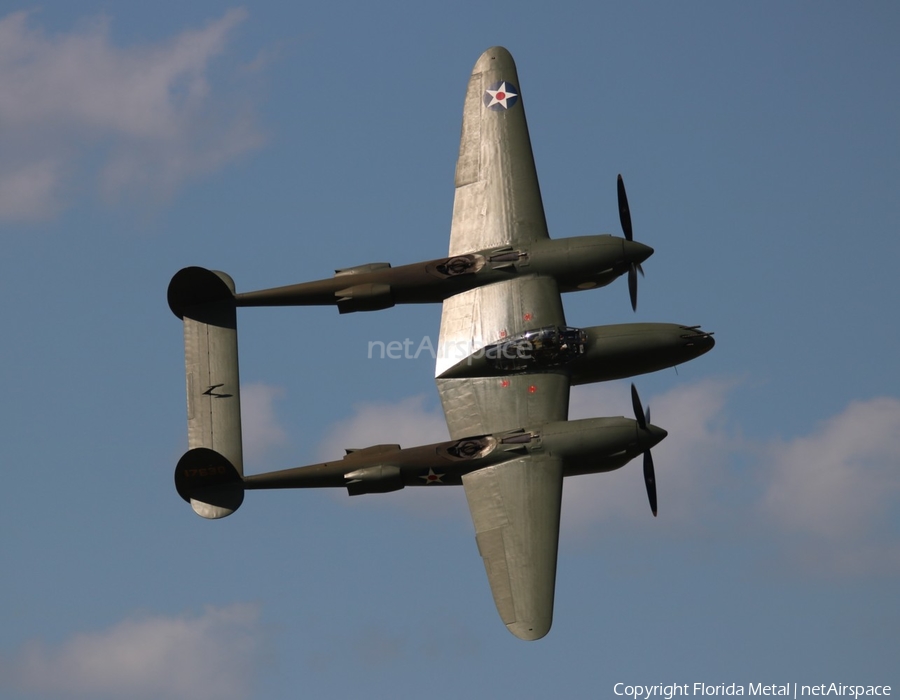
[175,447,244,519]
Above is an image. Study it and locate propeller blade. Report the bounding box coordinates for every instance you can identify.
[617,174,633,242]
[643,450,658,517]
[631,384,646,429]
[632,383,657,516]
[628,264,638,312]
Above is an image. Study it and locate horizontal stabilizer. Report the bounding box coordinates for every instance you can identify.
[168,267,244,515]
[175,448,243,519]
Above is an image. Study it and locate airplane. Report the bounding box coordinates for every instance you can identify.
[168,46,714,640]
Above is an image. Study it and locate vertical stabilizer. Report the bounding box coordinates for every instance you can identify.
[169,267,244,518]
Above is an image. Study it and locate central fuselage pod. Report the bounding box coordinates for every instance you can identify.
[437,322,715,383]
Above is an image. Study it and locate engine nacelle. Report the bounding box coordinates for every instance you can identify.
[335,283,395,313]
[344,465,405,496]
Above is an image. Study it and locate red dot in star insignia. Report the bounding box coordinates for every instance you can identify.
[428,475,438,481]
[496,91,506,100]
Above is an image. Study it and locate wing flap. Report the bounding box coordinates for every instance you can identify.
[463,455,564,640]
[436,372,569,439]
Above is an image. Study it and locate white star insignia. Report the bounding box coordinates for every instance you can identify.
[485,82,518,110]
[420,468,445,484]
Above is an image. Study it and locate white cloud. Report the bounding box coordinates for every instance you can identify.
[0,9,263,221]
[569,382,900,572]
[762,397,900,535]
[304,614,480,672]
[316,394,449,462]
[760,396,900,573]
[241,382,289,463]
[0,158,62,220]
[2,604,267,700]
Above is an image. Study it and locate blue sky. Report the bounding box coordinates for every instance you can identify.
[1,3,898,698]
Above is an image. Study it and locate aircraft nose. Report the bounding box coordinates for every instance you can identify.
[680,326,716,355]
[623,240,654,265]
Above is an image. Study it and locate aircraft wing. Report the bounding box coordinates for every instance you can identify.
[449,46,548,256]
[463,454,564,640]
[435,275,569,439]
[441,48,569,640]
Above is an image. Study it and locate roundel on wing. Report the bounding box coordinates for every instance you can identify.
[483,81,519,111]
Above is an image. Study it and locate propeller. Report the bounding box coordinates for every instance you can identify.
[617,174,644,312]
[630,383,658,517]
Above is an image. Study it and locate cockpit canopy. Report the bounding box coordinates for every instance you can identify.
[484,326,587,372]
